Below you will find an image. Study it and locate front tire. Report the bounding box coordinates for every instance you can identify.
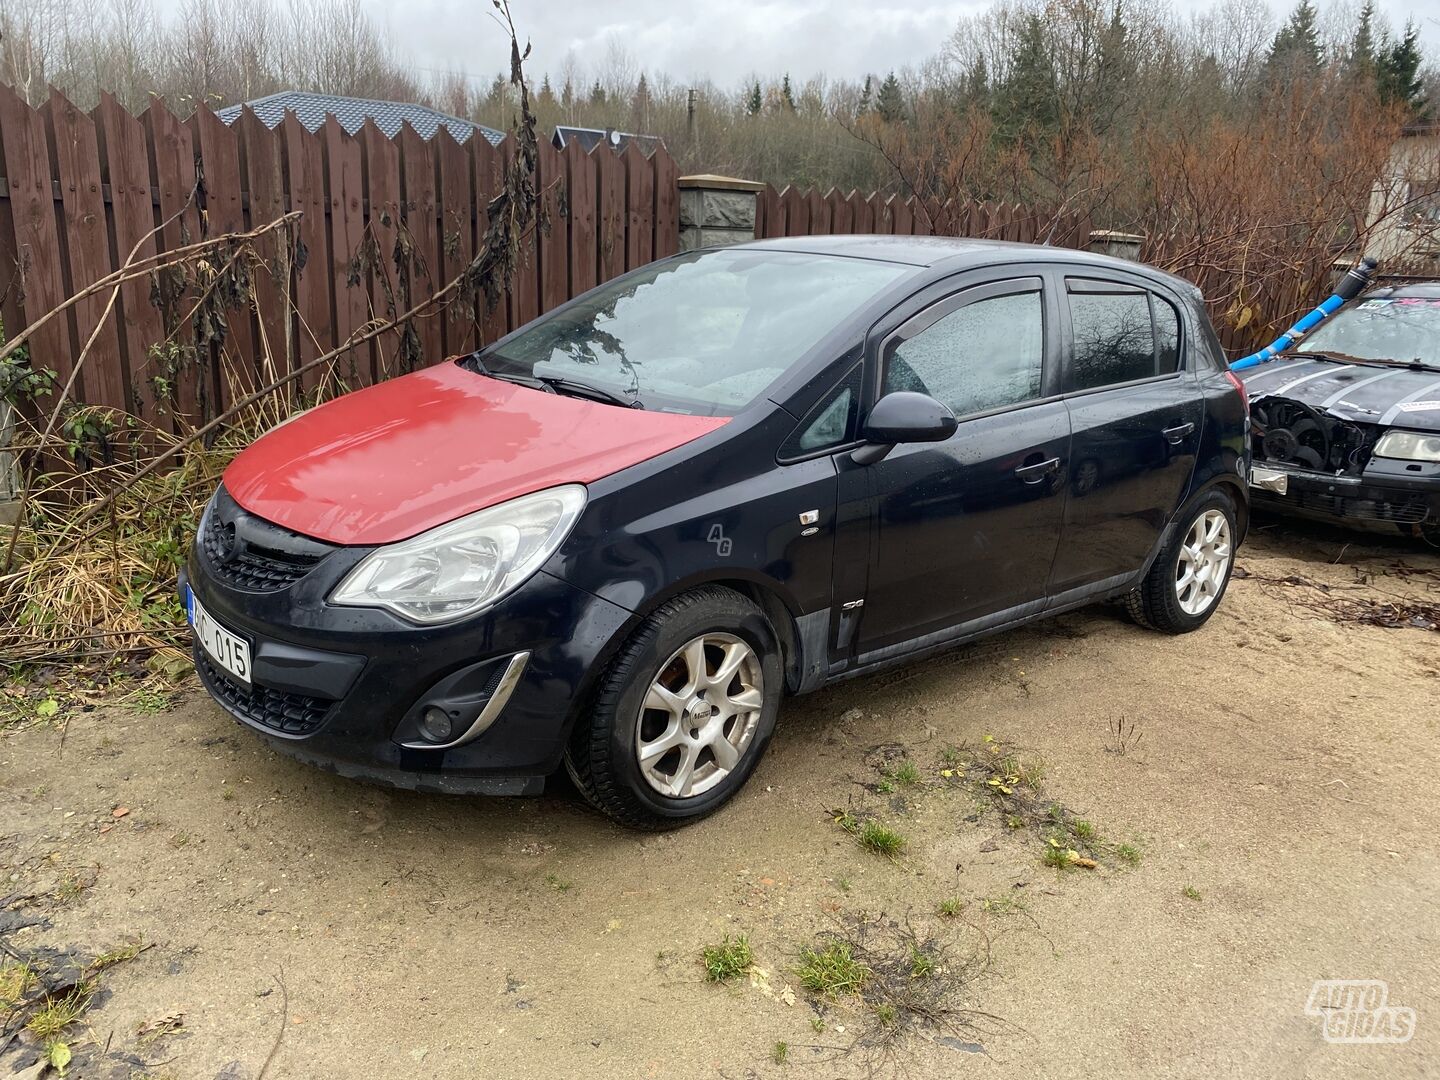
[564,586,782,829]
[1126,489,1237,634]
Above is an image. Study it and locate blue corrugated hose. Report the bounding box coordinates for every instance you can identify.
[1229,257,1378,371]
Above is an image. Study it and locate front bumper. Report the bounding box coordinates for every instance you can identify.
[182,495,635,794]
[1248,459,1440,533]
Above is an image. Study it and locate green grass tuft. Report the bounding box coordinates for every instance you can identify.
[857,821,905,858]
[938,897,965,917]
[701,934,753,982]
[1182,885,1202,901]
[795,941,870,997]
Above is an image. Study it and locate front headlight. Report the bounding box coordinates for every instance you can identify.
[1373,430,1440,463]
[330,484,587,624]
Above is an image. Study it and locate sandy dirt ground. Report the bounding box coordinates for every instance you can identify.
[2,517,1437,1080]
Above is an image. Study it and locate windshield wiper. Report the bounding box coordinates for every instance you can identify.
[1293,349,1440,373]
[535,374,645,410]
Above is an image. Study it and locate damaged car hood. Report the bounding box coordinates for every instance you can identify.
[1241,358,1440,430]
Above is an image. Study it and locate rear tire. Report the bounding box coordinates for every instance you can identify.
[1127,489,1238,635]
[564,586,782,829]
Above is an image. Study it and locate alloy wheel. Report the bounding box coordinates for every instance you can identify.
[635,633,765,799]
[1175,509,1232,616]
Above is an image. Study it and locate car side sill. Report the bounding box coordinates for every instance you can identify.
[824,571,1137,687]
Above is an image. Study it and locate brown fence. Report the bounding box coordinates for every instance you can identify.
[0,86,680,425]
[755,184,1092,249]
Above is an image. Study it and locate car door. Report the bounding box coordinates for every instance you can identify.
[849,275,1071,659]
[1048,274,1205,594]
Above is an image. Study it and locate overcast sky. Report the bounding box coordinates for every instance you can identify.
[377,0,1440,91]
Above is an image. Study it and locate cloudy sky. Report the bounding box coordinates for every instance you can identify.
[376,0,1439,90]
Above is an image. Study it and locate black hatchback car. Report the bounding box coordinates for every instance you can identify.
[184,237,1250,827]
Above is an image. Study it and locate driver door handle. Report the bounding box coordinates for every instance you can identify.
[1014,456,1060,484]
[1163,421,1195,445]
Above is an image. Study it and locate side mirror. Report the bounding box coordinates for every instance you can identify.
[852,391,957,465]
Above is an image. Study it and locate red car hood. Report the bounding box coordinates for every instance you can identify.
[224,362,727,545]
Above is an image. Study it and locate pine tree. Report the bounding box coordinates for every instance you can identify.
[1377,22,1425,114]
[1349,0,1377,76]
[1267,1,1323,82]
[992,14,1059,141]
[745,79,762,116]
[780,73,796,111]
[876,72,905,123]
[858,75,873,115]
[537,74,556,109]
[589,79,606,105]
[632,73,652,130]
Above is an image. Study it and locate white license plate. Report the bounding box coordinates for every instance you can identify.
[1250,465,1289,495]
[187,587,252,687]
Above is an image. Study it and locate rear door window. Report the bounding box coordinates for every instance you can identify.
[1064,279,1184,391]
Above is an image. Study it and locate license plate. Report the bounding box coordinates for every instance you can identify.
[187,586,252,688]
[1250,465,1289,495]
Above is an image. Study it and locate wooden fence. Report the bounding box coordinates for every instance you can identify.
[755,184,1093,249]
[0,86,680,425]
[0,84,1098,431]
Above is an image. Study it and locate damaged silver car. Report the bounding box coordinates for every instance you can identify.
[1242,283,1440,545]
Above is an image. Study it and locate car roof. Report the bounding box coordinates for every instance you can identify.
[1364,282,1440,299]
[739,234,1196,292]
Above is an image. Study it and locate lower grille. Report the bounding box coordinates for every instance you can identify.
[1260,489,1432,524]
[196,648,333,737]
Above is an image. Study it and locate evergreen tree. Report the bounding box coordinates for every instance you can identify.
[1349,0,1377,76]
[858,75,873,115]
[1377,22,1425,114]
[632,72,652,129]
[589,79,606,105]
[962,56,989,103]
[537,74,556,109]
[876,72,906,123]
[992,14,1059,141]
[780,73,796,111]
[1267,1,1323,82]
[746,79,762,116]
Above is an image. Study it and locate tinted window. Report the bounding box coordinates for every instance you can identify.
[1066,290,1155,390]
[484,249,909,416]
[883,290,1044,416]
[783,365,862,457]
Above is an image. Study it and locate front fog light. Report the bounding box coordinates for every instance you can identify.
[419,706,454,743]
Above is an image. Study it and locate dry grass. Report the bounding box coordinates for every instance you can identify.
[0,396,289,678]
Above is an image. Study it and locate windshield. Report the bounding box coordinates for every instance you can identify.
[480,249,911,415]
[1297,297,1440,365]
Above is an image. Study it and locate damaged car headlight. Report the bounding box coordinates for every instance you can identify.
[330,485,587,624]
[1373,430,1440,463]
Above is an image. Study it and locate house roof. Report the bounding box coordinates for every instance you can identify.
[552,126,664,155]
[215,91,505,145]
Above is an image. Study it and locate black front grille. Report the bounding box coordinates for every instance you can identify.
[199,488,332,593]
[1261,489,1432,524]
[196,648,333,737]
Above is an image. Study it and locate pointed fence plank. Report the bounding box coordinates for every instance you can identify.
[622,143,653,270]
[595,145,625,286]
[320,117,368,386]
[0,84,75,397]
[652,149,679,257]
[142,99,204,424]
[360,120,405,378]
[94,92,165,422]
[45,91,125,411]
[563,141,597,296]
[236,109,291,393]
[472,136,511,343]
[397,123,443,365]
[535,138,568,314]
[437,128,477,352]
[280,113,330,395]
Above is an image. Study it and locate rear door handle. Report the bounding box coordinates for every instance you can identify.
[1014,456,1060,484]
[1163,422,1195,445]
